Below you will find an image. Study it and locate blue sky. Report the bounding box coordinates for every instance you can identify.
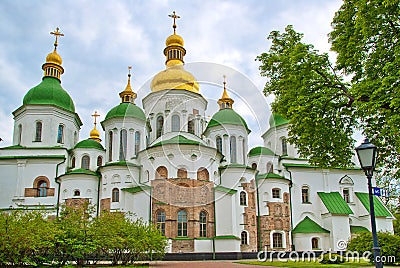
[0,0,342,148]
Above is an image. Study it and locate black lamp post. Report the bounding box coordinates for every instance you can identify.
[355,138,382,268]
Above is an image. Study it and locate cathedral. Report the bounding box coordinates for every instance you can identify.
[0,16,394,255]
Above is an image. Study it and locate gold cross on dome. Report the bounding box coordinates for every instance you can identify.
[168,11,180,34]
[128,66,132,76]
[50,27,64,49]
[92,111,100,125]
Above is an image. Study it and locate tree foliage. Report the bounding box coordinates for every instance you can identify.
[257,0,400,170]
[347,232,400,264]
[0,206,166,266]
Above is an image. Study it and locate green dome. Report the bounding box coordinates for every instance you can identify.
[74,138,104,150]
[269,113,289,128]
[206,109,250,133]
[104,102,145,121]
[23,77,75,113]
[248,146,275,157]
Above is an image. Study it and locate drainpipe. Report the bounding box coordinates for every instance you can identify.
[55,157,66,217]
[255,170,262,252]
[96,170,101,217]
[212,186,216,260]
[285,166,295,251]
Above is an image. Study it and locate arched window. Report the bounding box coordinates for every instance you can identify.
[199,211,207,237]
[240,191,247,206]
[156,115,164,138]
[230,136,237,163]
[17,124,22,145]
[74,131,78,145]
[216,136,223,153]
[97,156,103,166]
[241,231,248,245]
[112,188,119,202]
[134,131,140,156]
[71,157,76,168]
[343,188,350,203]
[119,129,127,161]
[81,155,90,169]
[177,210,187,237]
[197,167,209,181]
[35,121,42,142]
[171,114,180,132]
[252,163,257,170]
[267,162,273,173]
[156,210,166,235]
[74,190,80,196]
[57,124,64,143]
[38,180,47,197]
[177,168,187,178]
[281,137,288,155]
[188,119,195,134]
[144,170,150,182]
[302,186,310,203]
[312,237,319,249]
[108,131,113,161]
[272,188,281,198]
[272,233,283,248]
[156,166,168,179]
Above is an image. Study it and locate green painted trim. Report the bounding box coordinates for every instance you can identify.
[102,161,141,168]
[214,185,237,195]
[122,185,151,194]
[282,163,361,170]
[150,135,201,148]
[256,173,289,180]
[171,237,193,240]
[317,192,353,215]
[355,192,392,217]
[0,155,65,160]
[195,237,213,240]
[0,145,67,150]
[63,168,99,177]
[0,207,56,211]
[219,164,254,170]
[74,139,105,151]
[214,235,241,240]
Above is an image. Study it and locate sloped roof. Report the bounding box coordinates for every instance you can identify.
[292,216,330,234]
[355,192,392,217]
[318,192,353,215]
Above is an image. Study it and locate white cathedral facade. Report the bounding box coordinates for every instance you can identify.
[0,23,394,255]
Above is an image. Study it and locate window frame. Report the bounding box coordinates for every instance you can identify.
[37,180,48,197]
[230,136,237,163]
[177,210,188,237]
[112,188,119,202]
[35,121,43,142]
[272,232,283,248]
[81,155,90,169]
[119,129,127,161]
[156,210,166,235]
[199,211,207,237]
[241,231,248,245]
[302,186,310,203]
[240,191,247,206]
[272,188,281,199]
[57,124,64,143]
[171,114,180,132]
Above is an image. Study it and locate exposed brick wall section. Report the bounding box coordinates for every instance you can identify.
[171,239,195,253]
[259,191,291,251]
[240,180,258,252]
[100,198,111,212]
[24,187,55,197]
[65,198,90,209]
[152,178,215,253]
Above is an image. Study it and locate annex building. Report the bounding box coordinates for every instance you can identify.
[0,18,394,255]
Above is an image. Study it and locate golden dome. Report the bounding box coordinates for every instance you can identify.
[166,34,184,47]
[90,127,101,141]
[45,50,63,65]
[151,65,199,93]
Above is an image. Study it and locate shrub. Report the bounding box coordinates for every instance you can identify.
[319,253,345,264]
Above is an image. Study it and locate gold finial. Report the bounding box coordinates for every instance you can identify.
[90,111,102,142]
[168,11,180,34]
[119,66,137,103]
[50,27,64,51]
[218,75,234,110]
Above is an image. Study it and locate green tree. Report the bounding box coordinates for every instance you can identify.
[256,0,400,193]
[347,232,400,264]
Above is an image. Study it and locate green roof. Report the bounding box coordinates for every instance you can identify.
[206,109,250,133]
[0,155,65,160]
[102,161,141,168]
[23,77,75,113]
[74,139,104,150]
[64,168,98,176]
[122,185,151,194]
[256,173,288,180]
[151,135,200,147]
[214,185,237,195]
[350,225,370,234]
[355,192,392,217]
[292,216,330,234]
[317,192,353,215]
[103,102,145,122]
[283,163,361,170]
[269,113,289,128]
[248,146,275,157]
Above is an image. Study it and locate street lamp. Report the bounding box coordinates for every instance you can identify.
[355,138,382,268]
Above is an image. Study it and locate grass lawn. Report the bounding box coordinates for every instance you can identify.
[237,260,374,267]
